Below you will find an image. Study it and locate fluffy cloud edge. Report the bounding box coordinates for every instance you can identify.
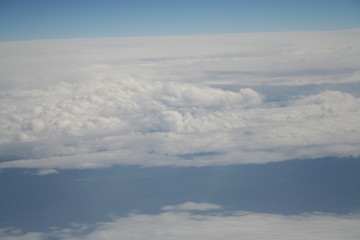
[1,30,360,170]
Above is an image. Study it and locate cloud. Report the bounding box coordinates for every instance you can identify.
[0,230,43,240]
[155,83,263,108]
[0,30,359,170]
[1,203,360,240]
[34,169,58,176]
[161,202,223,212]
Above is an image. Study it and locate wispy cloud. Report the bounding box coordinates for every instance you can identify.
[161,202,223,212]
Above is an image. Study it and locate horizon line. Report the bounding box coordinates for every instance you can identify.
[1,28,360,43]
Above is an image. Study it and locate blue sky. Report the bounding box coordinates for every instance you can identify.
[0,0,360,41]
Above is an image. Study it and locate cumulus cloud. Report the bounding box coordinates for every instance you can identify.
[0,30,359,170]
[1,203,360,240]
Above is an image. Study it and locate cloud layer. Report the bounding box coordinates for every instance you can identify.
[0,30,359,170]
[1,202,360,240]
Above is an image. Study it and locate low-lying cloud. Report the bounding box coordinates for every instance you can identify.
[0,30,359,170]
[1,202,359,240]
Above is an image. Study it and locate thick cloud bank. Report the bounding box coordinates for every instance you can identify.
[1,202,360,240]
[0,30,360,170]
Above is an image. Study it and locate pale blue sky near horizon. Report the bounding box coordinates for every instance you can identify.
[0,0,360,41]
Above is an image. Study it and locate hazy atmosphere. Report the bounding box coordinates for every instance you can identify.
[1,0,360,239]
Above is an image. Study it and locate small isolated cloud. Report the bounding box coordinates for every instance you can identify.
[1,203,359,240]
[161,202,223,212]
[0,30,360,170]
[34,169,58,176]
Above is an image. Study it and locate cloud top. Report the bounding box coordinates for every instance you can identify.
[0,30,359,170]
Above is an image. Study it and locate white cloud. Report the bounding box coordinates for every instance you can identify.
[161,202,223,212]
[34,169,59,176]
[1,203,360,240]
[0,30,359,170]
[155,83,263,108]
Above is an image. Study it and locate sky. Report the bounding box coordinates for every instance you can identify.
[1,1,360,240]
[0,0,360,41]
